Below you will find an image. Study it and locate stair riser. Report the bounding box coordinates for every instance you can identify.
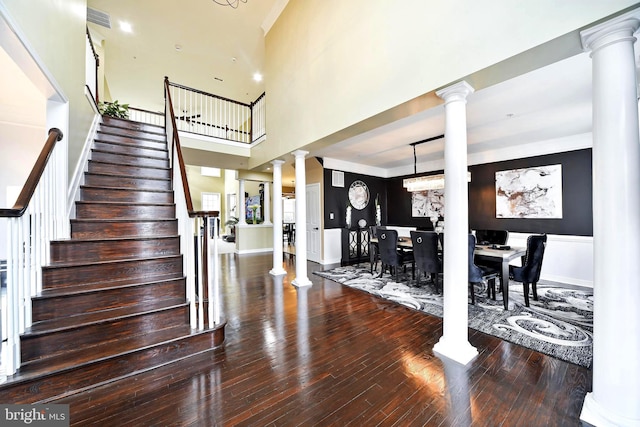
[2,328,224,404]
[21,306,189,364]
[75,202,176,220]
[84,174,171,191]
[98,125,166,142]
[88,161,170,180]
[50,237,180,263]
[70,220,178,239]
[32,279,186,322]
[42,256,183,288]
[93,141,168,159]
[91,151,169,169]
[80,187,174,204]
[101,116,165,134]
[95,133,167,150]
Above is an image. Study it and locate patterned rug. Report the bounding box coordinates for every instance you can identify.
[314,264,593,368]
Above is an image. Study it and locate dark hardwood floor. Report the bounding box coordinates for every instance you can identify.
[56,252,591,426]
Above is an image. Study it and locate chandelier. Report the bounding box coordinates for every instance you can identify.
[213,0,247,8]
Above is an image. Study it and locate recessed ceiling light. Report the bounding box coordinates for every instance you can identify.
[253,72,263,82]
[175,44,182,51]
[119,21,133,33]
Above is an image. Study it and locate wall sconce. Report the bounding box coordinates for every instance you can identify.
[403,172,471,192]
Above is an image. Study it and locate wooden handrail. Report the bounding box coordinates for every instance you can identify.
[164,77,194,213]
[0,128,63,218]
[167,79,251,108]
[86,27,99,104]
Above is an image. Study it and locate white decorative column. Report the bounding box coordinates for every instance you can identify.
[291,150,312,287]
[580,10,640,427]
[270,160,286,276]
[238,179,247,225]
[433,81,477,365]
[263,181,272,225]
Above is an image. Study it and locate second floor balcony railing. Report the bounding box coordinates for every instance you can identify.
[164,77,265,144]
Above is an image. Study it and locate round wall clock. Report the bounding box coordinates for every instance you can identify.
[348,180,370,210]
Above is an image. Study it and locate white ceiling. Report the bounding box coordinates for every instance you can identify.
[87,1,597,184]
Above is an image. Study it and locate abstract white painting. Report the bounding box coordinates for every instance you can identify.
[496,165,563,218]
[411,190,444,218]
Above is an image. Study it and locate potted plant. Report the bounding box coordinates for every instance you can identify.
[99,100,130,119]
[223,216,239,242]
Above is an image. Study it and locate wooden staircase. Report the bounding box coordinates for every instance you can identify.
[0,116,225,403]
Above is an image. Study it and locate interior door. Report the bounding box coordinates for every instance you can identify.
[306,183,321,263]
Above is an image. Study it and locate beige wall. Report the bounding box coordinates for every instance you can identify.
[252,0,637,170]
[1,0,96,183]
[185,165,226,216]
[0,46,46,208]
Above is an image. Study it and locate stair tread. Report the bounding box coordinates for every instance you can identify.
[80,185,173,194]
[99,122,166,134]
[71,218,176,223]
[43,253,181,270]
[75,200,175,206]
[91,148,168,161]
[84,172,170,182]
[51,235,179,244]
[6,325,197,385]
[88,159,169,171]
[34,275,185,299]
[94,138,168,150]
[25,298,188,336]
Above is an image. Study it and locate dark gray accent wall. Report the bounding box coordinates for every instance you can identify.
[468,149,592,236]
[323,148,592,236]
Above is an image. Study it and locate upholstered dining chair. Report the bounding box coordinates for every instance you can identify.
[475,229,509,246]
[509,233,547,307]
[469,234,500,305]
[369,225,386,274]
[376,229,414,282]
[410,231,442,292]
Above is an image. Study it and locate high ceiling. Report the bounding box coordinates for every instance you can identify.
[87,1,603,185]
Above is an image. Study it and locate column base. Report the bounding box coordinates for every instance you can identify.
[269,267,286,276]
[433,337,478,366]
[581,392,640,427]
[292,277,312,287]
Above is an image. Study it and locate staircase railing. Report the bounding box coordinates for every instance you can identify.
[165,77,265,144]
[0,128,65,376]
[128,106,164,127]
[85,27,99,105]
[164,77,221,330]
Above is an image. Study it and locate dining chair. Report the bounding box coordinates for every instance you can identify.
[509,233,547,307]
[376,229,414,282]
[410,231,442,292]
[469,234,500,304]
[368,225,386,274]
[475,229,509,245]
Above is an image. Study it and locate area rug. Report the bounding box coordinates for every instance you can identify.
[314,264,593,368]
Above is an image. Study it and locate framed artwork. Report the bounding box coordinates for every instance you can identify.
[411,189,444,218]
[495,164,563,218]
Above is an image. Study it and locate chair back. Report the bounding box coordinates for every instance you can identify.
[410,231,441,275]
[377,229,401,267]
[475,229,509,245]
[468,234,485,283]
[369,225,386,239]
[521,234,547,282]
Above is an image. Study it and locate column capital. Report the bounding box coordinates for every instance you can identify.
[436,80,474,104]
[291,150,309,158]
[581,9,640,53]
[271,159,285,167]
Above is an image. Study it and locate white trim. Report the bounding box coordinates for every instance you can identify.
[68,106,100,219]
[0,4,66,103]
[236,248,273,254]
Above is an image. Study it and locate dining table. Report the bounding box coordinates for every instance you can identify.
[371,236,525,309]
[473,244,526,310]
